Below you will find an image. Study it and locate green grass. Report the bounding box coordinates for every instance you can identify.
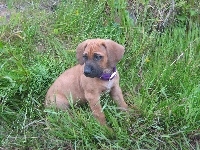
[0,0,200,149]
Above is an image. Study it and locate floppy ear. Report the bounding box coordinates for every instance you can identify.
[103,39,125,68]
[76,40,88,65]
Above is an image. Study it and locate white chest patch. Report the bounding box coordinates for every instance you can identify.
[104,80,115,92]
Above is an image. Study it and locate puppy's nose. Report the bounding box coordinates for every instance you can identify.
[84,69,91,76]
[84,66,93,76]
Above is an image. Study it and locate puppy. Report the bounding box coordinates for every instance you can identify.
[45,39,128,125]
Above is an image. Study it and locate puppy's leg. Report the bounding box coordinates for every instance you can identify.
[55,95,70,110]
[110,85,128,110]
[85,92,106,125]
[46,94,69,110]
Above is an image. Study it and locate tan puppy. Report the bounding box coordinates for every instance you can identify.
[45,39,128,125]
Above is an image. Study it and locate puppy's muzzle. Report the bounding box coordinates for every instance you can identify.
[84,65,94,77]
[84,63,103,78]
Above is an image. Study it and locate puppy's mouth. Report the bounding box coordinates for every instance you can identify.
[84,65,103,78]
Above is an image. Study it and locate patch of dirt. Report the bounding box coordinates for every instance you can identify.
[0,1,60,25]
[0,3,10,24]
[13,0,60,13]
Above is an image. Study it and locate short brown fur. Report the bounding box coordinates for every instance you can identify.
[45,39,128,125]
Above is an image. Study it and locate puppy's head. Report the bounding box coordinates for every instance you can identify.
[76,39,124,78]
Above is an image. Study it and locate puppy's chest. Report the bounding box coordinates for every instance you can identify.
[102,80,115,92]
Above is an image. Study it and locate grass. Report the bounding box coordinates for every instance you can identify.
[0,0,200,149]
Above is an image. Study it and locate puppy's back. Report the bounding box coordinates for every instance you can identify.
[45,64,85,109]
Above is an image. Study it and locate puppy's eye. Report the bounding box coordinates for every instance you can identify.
[94,55,102,61]
[83,55,88,61]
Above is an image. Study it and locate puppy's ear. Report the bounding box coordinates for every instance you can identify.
[103,39,125,68]
[76,40,87,65]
